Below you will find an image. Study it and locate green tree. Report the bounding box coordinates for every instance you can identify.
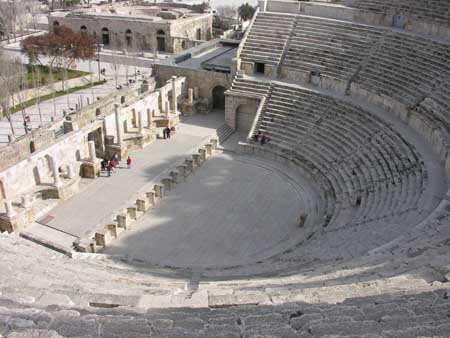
[238,3,255,21]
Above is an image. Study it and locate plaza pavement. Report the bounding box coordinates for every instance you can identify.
[0,47,155,144]
[39,112,226,238]
[103,152,309,269]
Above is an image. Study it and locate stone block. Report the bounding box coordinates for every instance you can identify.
[198,148,207,161]
[136,197,149,212]
[154,184,164,198]
[80,161,100,179]
[185,158,195,172]
[74,238,96,253]
[127,206,138,220]
[192,154,201,166]
[95,230,111,247]
[161,178,173,191]
[170,171,179,184]
[117,213,131,230]
[176,165,188,181]
[205,143,213,156]
[146,191,156,206]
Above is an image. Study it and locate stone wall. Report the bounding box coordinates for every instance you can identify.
[258,0,450,40]
[224,92,261,130]
[49,13,212,53]
[154,64,232,102]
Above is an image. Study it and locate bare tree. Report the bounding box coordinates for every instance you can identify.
[0,0,40,43]
[216,5,237,19]
[0,55,26,139]
[110,37,123,88]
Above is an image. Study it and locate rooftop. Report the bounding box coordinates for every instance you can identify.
[160,39,239,72]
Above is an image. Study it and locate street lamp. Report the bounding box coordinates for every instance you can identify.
[97,43,103,81]
[8,0,13,43]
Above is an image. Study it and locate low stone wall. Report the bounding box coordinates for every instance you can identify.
[154,64,231,103]
[10,74,95,108]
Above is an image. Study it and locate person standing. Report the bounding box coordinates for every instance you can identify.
[108,159,115,174]
[113,153,120,167]
[126,156,132,169]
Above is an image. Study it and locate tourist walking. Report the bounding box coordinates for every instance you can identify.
[113,153,120,166]
[126,156,132,169]
[108,159,115,174]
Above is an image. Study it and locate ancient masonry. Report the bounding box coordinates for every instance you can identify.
[1,0,450,337]
[49,3,213,54]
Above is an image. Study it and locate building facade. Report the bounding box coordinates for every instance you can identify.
[49,4,213,54]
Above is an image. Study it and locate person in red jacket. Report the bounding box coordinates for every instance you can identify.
[126,156,132,169]
[108,159,115,175]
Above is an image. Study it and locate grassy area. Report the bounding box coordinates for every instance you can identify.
[11,80,106,114]
[25,65,90,89]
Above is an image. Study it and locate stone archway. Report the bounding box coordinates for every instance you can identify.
[212,86,227,110]
[156,30,166,52]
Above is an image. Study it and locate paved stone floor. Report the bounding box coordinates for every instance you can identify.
[103,153,312,269]
[40,112,226,238]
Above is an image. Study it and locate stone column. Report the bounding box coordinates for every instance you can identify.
[165,99,170,119]
[147,108,152,128]
[194,87,199,100]
[67,163,75,179]
[4,200,16,217]
[88,141,96,161]
[50,158,61,187]
[114,104,122,144]
[188,88,194,104]
[21,194,32,208]
[171,76,177,114]
[138,110,143,134]
[160,87,166,115]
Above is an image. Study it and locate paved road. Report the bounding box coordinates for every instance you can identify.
[0,47,155,144]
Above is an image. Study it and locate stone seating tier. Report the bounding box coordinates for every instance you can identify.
[243,80,428,231]
[239,12,296,65]
[239,12,450,133]
[346,0,450,24]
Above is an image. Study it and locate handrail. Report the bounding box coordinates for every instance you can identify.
[247,95,266,140]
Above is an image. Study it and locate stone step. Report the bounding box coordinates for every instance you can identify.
[20,222,78,256]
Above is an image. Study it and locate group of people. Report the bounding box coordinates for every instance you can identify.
[101,153,132,177]
[163,126,175,139]
[253,131,270,145]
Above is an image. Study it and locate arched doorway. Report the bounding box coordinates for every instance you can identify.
[156,30,166,52]
[102,27,110,46]
[236,103,257,133]
[80,25,88,34]
[125,29,132,48]
[30,141,36,153]
[212,86,227,110]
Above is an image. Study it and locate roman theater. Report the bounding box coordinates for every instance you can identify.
[1,0,450,337]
